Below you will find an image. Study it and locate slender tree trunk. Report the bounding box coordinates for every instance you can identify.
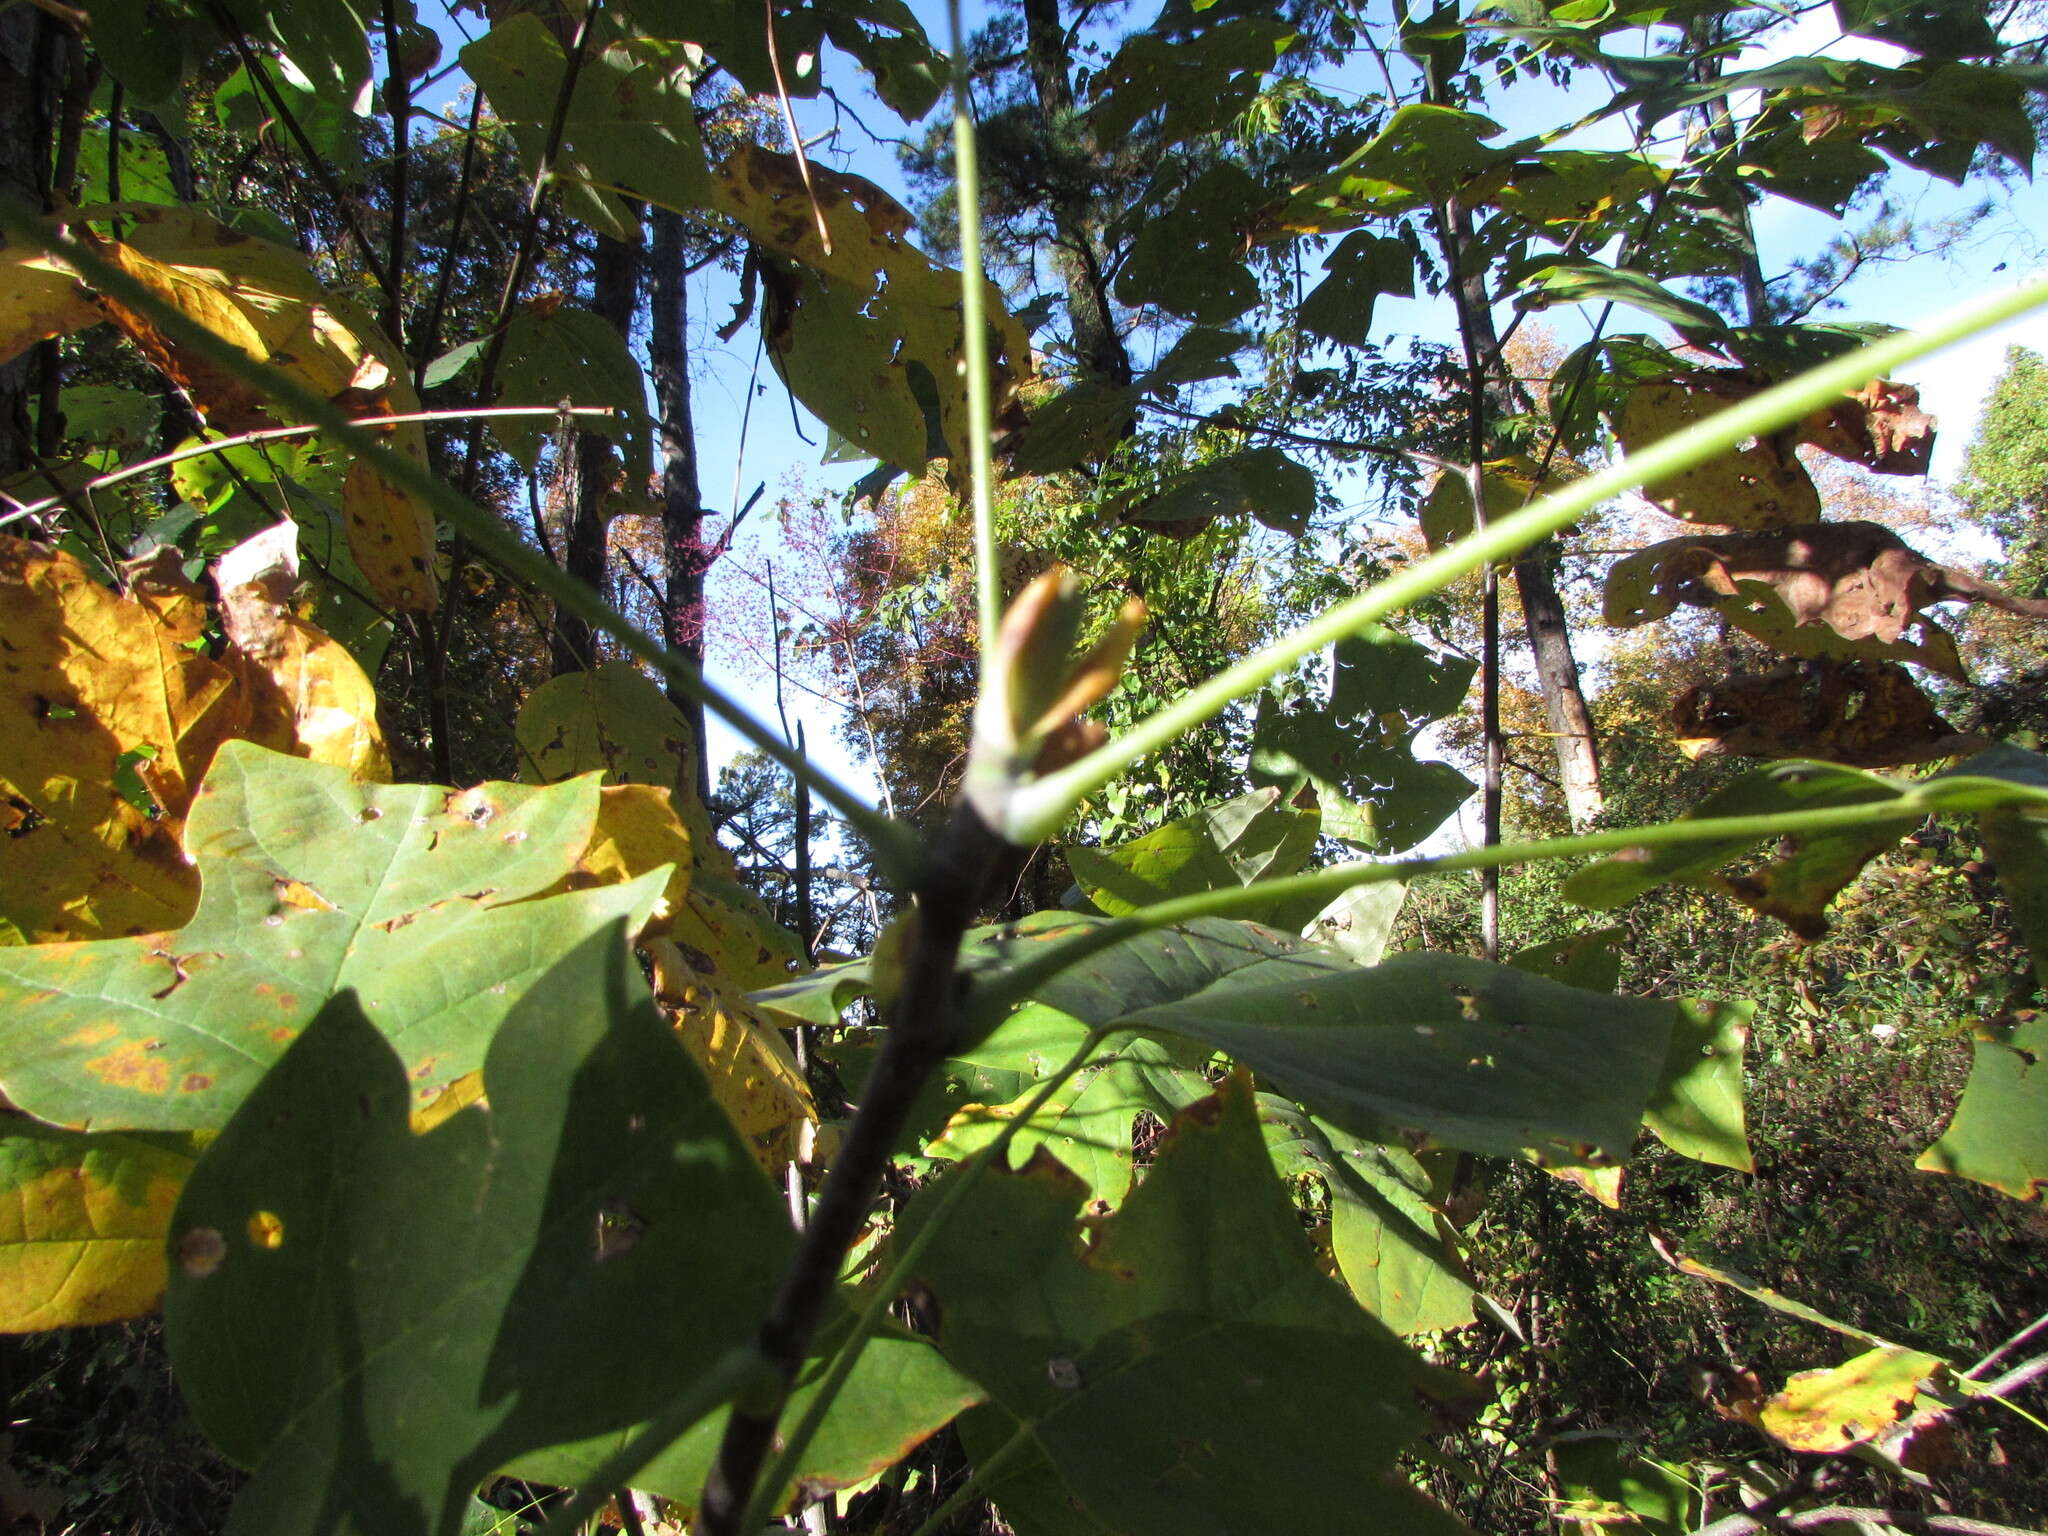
[648,207,713,804]
[1019,0,1131,386]
[551,224,641,674]
[1446,203,1606,830]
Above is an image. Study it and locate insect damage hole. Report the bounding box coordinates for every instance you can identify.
[246,1211,285,1249]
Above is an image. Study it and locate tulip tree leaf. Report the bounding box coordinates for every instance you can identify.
[164,925,793,1536]
[505,1321,983,1519]
[1250,630,1475,852]
[0,742,666,1133]
[1119,950,1680,1165]
[1258,1098,1474,1336]
[462,14,712,244]
[1298,231,1414,346]
[0,1119,198,1330]
[1917,1012,2048,1201]
[902,1076,1465,1536]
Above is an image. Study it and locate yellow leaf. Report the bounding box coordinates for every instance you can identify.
[0,538,247,940]
[0,1120,198,1330]
[557,782,694,925]
[0,249,101,366]
[340,460,439,616]
[214,522,390,779]
[52,205,439,613]
[648,938,816,1171]
[1757,1346,1947,1453]
[1618,377,1819,530]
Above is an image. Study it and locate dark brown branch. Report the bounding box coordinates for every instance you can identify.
[696,804,1009,1536]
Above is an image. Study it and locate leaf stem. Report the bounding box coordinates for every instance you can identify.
[1001,269,2048,843]
[0,196,925,883]
[0,407,620,529]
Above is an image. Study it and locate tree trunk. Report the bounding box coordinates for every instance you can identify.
[551,224,641,674]
[1019,0,1131,386]
[648,206,713,804]
[1449,204,1606,829]
[0,7,61,482]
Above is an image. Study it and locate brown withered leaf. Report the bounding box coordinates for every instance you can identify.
[0,539,245,941]
[1617,373,1820,529]
[1799,378,1936,475]
[1672,660,1987,768]
[1604,521,2048,679]
[213,523,390,780]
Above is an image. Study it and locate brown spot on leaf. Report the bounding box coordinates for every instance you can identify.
[85,1039,172,1094]
[181,1073,212,1093]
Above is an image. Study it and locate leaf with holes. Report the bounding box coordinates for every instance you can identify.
[164,924,792,1536]
[0,538,240,942]
[0,742,666,1133]
[1757,1347,1950,1453]
[1249,630,1475,852]
[1615,376,1819,529]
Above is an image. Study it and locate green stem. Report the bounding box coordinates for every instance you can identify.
[736,1028,1109,1532]
[902,1417,1034,1536]
[968,777,2046,1027]
[947,0,1002,663]
[0,196,924,885]
[1000,269,2048,843]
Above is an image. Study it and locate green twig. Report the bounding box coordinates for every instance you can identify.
[999,269,2048,843]
[966,776,2047,1028]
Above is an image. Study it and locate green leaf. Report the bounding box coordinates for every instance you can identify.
[1507,926,1624,991]
[1298,231,1414,346]
[1063,787,1322,927]
[0,742,666,1132]
[1114,446,1318,536]
[902,1076,1464,1536]
[1917,1012,2048,1200]
[1645,1001,1753,1173]
[1522,258,1728,334]
[1551,1437,1699,1536]
[164,924,792,1536]
[1259,1098,1474,1335]
[494,304,650,481]
[0,1118,198,1329]
[927,1007,1209,1208]
[1119,951,1681,1164]
[1087,14,1294,142]
[77,0,202,112]
[1117,164,1264,325]
[462,15,712,242]
[1249,630,1475,852]
[421,336,490,389]
[515,660,694,790]
[1302,880,1406,968]
[1006,382,1140,474]
[1287,104,1522,222]
[506,1320,982,1519]
[1139,326,1249,390]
